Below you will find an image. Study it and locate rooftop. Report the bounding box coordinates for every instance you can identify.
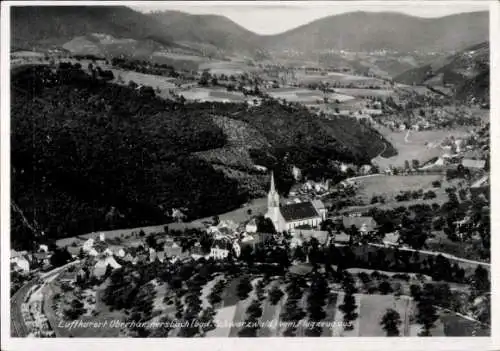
[462,158,486,169]
[342,216,377,232]
[281,201,320,222]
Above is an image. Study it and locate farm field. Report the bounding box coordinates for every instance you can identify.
[199,61,258,76]
[372,128,470,169]
[153,52,207,62]
[110,68,177,94]
[268,88,356,104]
[194,197,268,227]
[334,88,395,98]
[439,311,490,336]
[295,73,385,86]
[357,294,412,336]
[352,174,444,203]
[179,88,246,102]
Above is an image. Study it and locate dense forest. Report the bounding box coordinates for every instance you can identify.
[11,63,394,249]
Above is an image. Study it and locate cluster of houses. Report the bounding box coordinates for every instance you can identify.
[11,245,51,274]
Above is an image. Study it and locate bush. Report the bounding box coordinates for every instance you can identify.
[378,281,393,295]
[423,190,437,200]
[432,180,441,188]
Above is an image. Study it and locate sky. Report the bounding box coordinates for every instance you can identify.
[132,1,490,35]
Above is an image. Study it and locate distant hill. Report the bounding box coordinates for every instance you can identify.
[12,7,488,60]
[263,11,489,53]
[11,6,174,50]
[394,41,489,103]
[149,11,266,57]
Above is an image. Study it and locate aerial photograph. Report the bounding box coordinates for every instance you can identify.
[7,1,491,338]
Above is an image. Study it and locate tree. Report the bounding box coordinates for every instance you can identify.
[293,245,307,263]
[256,216,276,234]
[432,180,441,188]
[237,276,253,300]
[410,284,422,301]
[268,286,284,305]
[471,265,490,296]
[199,70,211,86]
[128,80,138,89]
[378,281,393,295]
[380,308,402,336]
[146,234,157,248]
[255,279,266,301]
[198,307,217,335]
[50,247,72,267]
[339,293,358,330]
[416,285,439,335]
[212,215,220,226]
[404,160,410,170]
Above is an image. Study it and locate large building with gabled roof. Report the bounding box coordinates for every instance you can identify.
[265,172,324,232]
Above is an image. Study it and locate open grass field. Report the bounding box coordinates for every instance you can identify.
[334,88,395,98]
[153,51,207,62]
[295,73,384,86]
[194,197,267,226]
[199,61,258,76]
[353,174,444,203]
[357,294,412,336]
[180,88,246,102]
[439,311,490,336]
[111,68,177,94]
[372,128,469,169]
[268,88,357,104]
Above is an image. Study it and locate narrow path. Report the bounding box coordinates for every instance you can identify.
[368,243,490,267]
[404,130,411,143]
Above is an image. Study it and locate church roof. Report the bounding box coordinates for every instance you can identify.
[281,202,320,222]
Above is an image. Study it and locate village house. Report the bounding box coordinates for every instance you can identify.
[11,249,30,273]
[311,199,328,221]
[32,251,51,268]
[461,158,486,170]
[209,235,237,260]
[93,255,122,278]
[342,216,378,236]
[289,229,329,248]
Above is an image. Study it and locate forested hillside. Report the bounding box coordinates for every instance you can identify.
[11,63,394,249]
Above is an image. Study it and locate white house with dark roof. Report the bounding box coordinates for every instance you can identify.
[342,216,377,235]
[11,250,30,273]
[265,172,323,232]
[461,159,486,170]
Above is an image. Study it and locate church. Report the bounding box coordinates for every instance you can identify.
[265,172,326,233]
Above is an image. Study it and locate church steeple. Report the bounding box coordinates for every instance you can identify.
[270,171,276,193]
[268,171,280,208]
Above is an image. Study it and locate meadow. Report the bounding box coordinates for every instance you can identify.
[334,88,396,98]
[372,128,470,169]
[353,174,444,203]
